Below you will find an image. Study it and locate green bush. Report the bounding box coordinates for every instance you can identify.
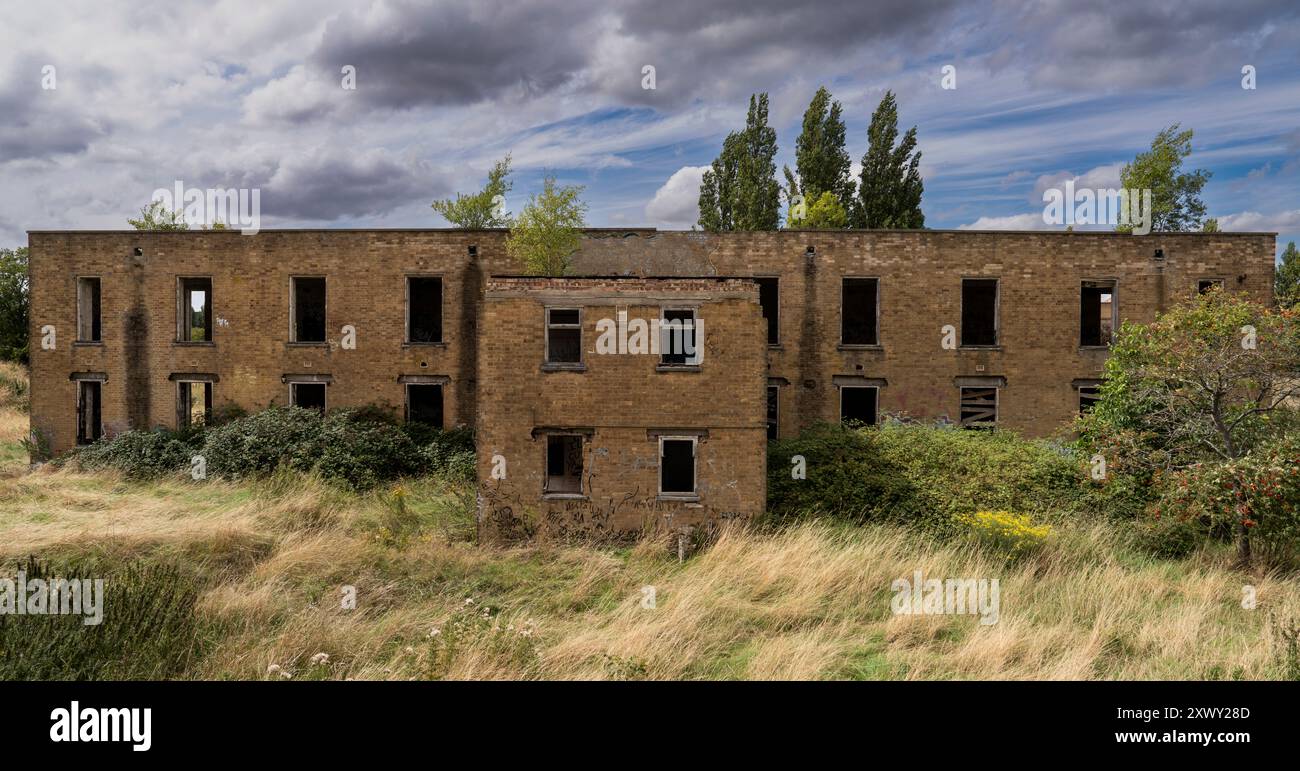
[872,423,1091,528]
[59,405,478,490]
[407,424,475,482]
[1150,433,1300,555]
[767,423,916,524]
[200,406,325,480]
[0,556,202,680]
[72,427,202,479]
[768,423,1093,534]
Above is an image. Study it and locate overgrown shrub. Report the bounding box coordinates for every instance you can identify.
[766,423,916,525]
[203,407,424,490]
[1148,433,1300,557]
[408,424,475,482]
[73,427,202,479]
[872,423,1090,528]
[0,556,202,680]
[768,423,1093,535]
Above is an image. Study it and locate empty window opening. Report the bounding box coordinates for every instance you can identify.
[767,385,779,440]
[290,382,326,415]
[407,277,443,343]
[840,386,879,426]
[660,308,699,366]
[179,277,212,342]
[77,277,101,342]
[545,434,583,494]
[291,277,326,343]
[961,278,998,347]
[1079,386,1102,414]
[406,384,444,427]
[1080,280,1116,346]
[177,381,212,428]
[659,438,696,496]
[546,308,582,364]
[756,277,780,345]
[1198,278,1224,294]
[960,387,998,430]
[841,278,879,345]
[76,380,101,445]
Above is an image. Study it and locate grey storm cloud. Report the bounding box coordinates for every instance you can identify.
[0,58,107,162]
[305,0,601,110]
[254,151,441,221]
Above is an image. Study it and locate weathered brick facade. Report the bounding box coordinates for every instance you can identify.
[26,228,1275,533]
[477,276,766,538]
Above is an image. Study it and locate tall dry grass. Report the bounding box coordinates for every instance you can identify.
[0,372,1296,681]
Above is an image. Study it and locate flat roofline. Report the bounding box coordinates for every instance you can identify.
[25,228,1279,236]
[489,274,753,280]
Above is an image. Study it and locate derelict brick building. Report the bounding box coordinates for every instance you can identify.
[26,229,1276,535]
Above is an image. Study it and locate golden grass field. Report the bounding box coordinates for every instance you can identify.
[1,361,1298,680]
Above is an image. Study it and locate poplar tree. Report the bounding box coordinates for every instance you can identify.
[698,94,780,231]
[853,91,925,229]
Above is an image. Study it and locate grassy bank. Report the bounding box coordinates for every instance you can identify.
[1,366,1297,680]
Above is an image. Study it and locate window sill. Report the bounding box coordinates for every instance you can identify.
[73,341,104,347]
[403,341,446,348]
[838,343,883,351]
[174,341,215,347]
[542,492,587,501]
[656,364,702,373]
[657,494,700,503]
[958,345,1002,351]
[541,363,587,373]
[1078,345,1111,352]
[287,342,329,348]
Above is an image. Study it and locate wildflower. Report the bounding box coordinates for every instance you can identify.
[267,664,281,675]
[464,597,475,606]
[429,627,441,637]
[311,653,330,666]
[404,646,414,654]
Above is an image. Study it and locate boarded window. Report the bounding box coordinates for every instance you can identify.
[545,434,583,494]
[292,277,326,343]
[766,385,779,440]
[841,278,878,345]
[660,308,699,366]
[77,277,101,342]
[76,380,101,445]
[291,382,326,415]
[959,387,997,429]
[406,384,444,427]
[961,278,998,347]
[546,308,581,364]
[407,277,443,343]
[660,438,696,495]
[1080,280,1116,346]
[179,277,212,342]
[1079,386,1102,414]
[1198,278,1224,294]
[756,277,779,345]
[840,386,878,426]
[177,381,212,428]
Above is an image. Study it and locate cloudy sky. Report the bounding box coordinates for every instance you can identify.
[3,0,1298,258]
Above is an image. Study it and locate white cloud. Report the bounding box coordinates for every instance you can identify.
[1217,209,1300,232]
[957,212,1052,230]
[645,166,707,228]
